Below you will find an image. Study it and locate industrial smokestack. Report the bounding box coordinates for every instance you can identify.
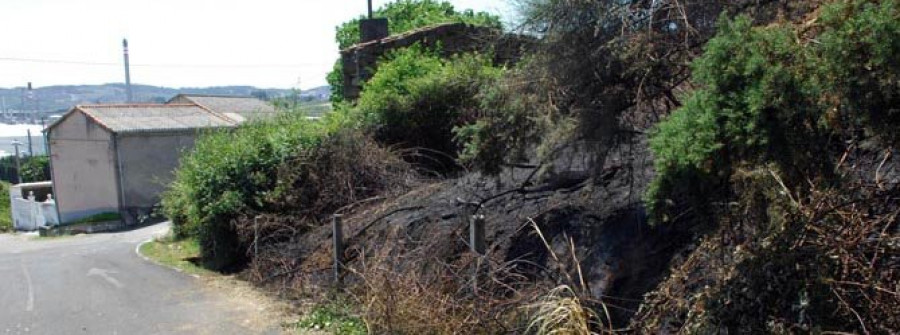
[26,82,35,124]
[123,39,133,103]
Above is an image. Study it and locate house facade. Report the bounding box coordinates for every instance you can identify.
[46,104,238,224]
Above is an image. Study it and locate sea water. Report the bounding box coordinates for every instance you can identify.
[0,124,47,157]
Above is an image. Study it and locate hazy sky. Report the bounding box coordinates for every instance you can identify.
[0,0,514,90]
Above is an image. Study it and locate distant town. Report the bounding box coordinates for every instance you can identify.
[0,83,329,125]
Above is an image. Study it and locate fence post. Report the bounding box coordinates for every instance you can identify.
[470,214,485,255]
[332,214,344,286]
[253,216,260,258]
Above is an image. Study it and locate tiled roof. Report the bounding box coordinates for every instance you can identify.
[170,94,276,121]
[72,104,236,134]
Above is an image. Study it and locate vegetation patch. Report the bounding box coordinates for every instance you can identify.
[294,301,366,335]
[139,234,214,277]
[0,181,10,232]
[162,112,331,270]
[348,46,504,171]
[0,155,50,184]
[159,0,900,334]
[634,1,900,332]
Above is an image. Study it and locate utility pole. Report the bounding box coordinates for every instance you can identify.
[27,129,33,156]
[41,117,49,156]
[123,39,133,103]
[11,140,22,184]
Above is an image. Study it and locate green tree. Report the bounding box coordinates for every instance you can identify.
[20,156,50,183]
[327,0,502,103]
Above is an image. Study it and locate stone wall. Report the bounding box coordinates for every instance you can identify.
[340,22,532,100]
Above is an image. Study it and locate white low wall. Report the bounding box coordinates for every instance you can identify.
[9,181,59,231]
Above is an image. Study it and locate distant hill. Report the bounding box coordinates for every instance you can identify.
[0,84,330,115]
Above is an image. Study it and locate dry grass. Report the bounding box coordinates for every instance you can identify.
[346,225,502,334]
[333,216,618,334]
[526,285,597,335]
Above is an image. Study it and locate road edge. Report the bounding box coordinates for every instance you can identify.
[135,238,202,279]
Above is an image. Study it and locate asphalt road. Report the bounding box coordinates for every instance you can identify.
[0,222,282,335]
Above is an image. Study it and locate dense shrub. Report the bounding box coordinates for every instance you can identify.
[815,0,900,143]
[327,0,501,103]
[647,2,900,222]
[453,56,570,175]
[0,156,17,183]
[636,2,900,332]
[350,46,504,171]
[162,106,415,270]
[0,155,50,183]
[162,113,328,270]
[237,129,416,255]
[20,156,50,182]
[646,16,826,222]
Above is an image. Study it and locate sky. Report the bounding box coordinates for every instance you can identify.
[0,0,514,90]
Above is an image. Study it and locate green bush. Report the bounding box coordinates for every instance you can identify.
[327,0,502,103]
[350,46,504,170]
[0,181,10,232]
[0,155,50,184]
[646,1,900,223]
[296,302,366,335]
[646,16,816,222]
[815,0,900,143]
[0,156,17,183]
[162,112,328,270]
[452,57,564,175]
[20,156,50,183]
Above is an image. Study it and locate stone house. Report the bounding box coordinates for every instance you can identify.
[45,96,273,225]
[340,22,532,100]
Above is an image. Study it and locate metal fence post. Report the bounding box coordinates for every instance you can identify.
[332,214,344,285]
[253,216,260,258]
[470,214,485,255]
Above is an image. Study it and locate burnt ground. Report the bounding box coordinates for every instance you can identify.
[251,133,701,326]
